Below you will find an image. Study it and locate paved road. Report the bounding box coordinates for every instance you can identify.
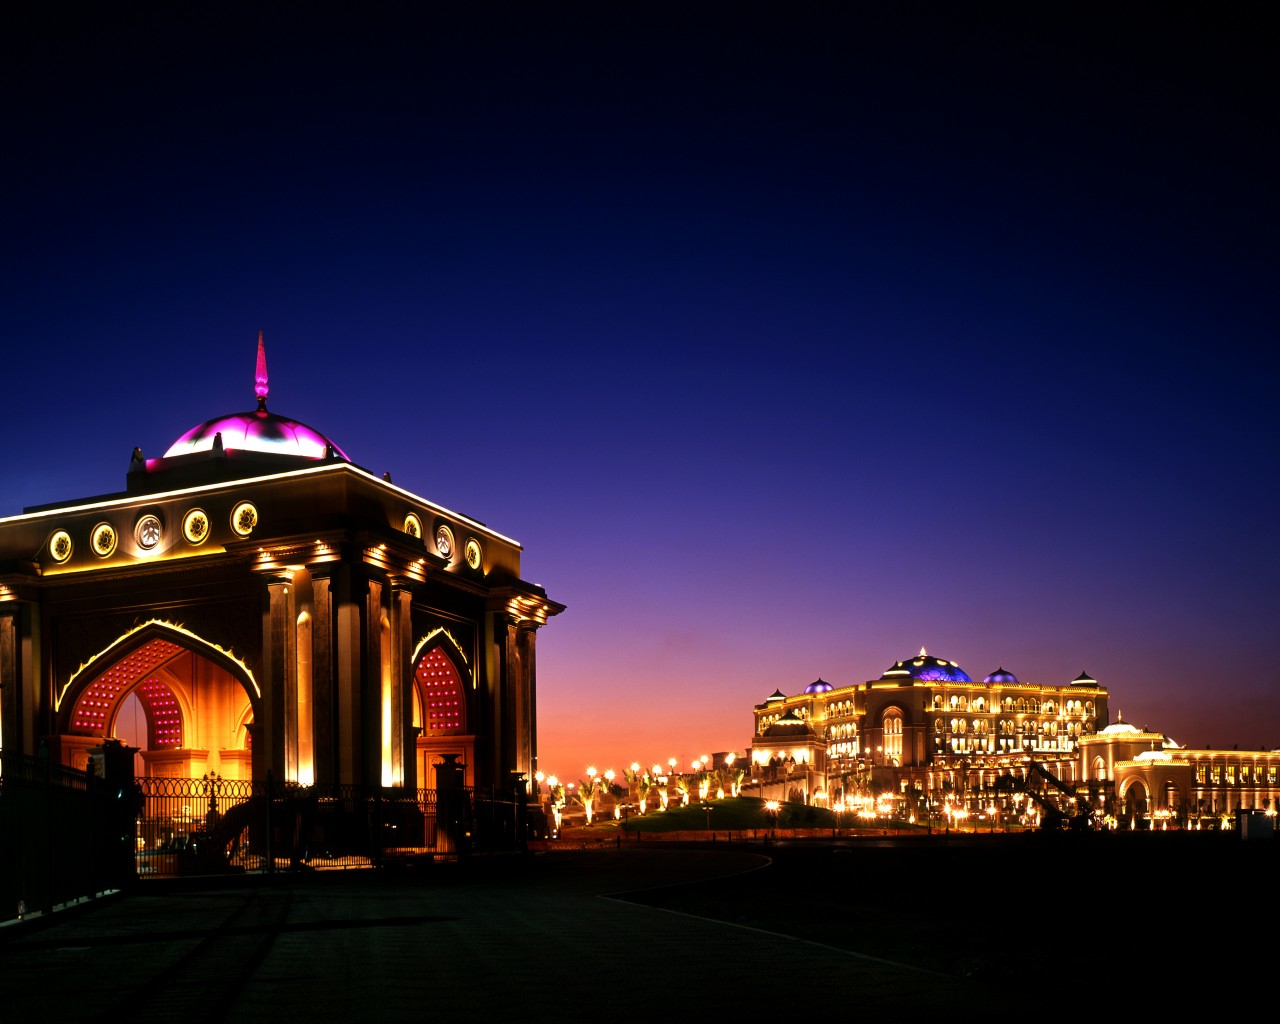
[1,848,997,1021]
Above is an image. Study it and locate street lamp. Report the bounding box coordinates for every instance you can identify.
[765,799,780,843]
[703,802,713,840]
[201,771,222,831]
[833,801,845,839]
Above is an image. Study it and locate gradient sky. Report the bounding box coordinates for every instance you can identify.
[6,5,1277,782]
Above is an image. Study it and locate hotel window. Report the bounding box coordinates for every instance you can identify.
[1195,765,1206,783]
[1241,765,1251,783]
[883,712,903,764]
[1211,765,1221,783]
[1226,765,1236,785]
[1270,767,1277,785]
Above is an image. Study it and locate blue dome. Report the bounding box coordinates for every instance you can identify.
[804,678,834,694]
[880,649,972,683]
[984,667,1019,685]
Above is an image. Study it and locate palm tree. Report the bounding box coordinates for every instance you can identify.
[624,766,652,815]
[549,781,566,832]
[574,776,603,824]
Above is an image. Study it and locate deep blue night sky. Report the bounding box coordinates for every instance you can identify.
[6,4,1277,778]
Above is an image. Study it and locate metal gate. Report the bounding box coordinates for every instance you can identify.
[132,775,491,876]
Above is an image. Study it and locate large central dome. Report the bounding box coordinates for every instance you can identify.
[880,648,972,683]
[126,333,353,495]
[164,409,349,461]
[163,332,349,461]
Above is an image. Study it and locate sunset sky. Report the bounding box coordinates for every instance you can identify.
[6,5,1277,781]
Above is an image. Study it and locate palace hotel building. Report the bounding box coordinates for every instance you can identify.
[749,649,1280,828]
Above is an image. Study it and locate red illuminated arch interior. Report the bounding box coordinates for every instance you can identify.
[70,638,184,747]
[414,647,465,735]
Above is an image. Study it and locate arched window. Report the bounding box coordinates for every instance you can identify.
[883,711,903,765]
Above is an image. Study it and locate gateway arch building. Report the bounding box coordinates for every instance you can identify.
[0,336,563,800]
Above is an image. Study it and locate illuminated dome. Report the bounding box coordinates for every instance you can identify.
[164,409,349,461]
[1099,719,1141,736]
[983,667,1019,685]
[764,710,812,737]
[880,648,972,683]
[163,333,349,462]
[1071,670,1098,687]
[803,678,834,694]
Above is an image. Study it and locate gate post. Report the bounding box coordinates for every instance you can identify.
[433,755,467,859]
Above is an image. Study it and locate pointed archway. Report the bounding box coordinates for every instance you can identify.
[411,631,475,788]
[56,621,260,780]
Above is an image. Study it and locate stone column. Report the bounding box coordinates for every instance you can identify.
[366,579,385,788]
[261,573,297,782]
[389,580,414,790]
[332,566,366,788]
[307,571,335,786]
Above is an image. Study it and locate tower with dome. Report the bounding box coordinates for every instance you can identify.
[0,334,562,809]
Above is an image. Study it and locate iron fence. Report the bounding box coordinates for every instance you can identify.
[131,775,528,877]
[3,750,533,913]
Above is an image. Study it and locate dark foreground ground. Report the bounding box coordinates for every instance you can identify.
[2,831,1275,1020]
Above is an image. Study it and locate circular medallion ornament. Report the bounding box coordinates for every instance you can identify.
[404,513,422,539]
[464,538,482,570]
[230,501,258,537]
[435,524,454,559]
[183,508,210,545]
[91,522,117,557]
[135,514,162,550]
[49,529,73,563]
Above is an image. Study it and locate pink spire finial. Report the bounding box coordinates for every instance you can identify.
[254,330,269,410]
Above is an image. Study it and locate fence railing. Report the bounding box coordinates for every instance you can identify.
[3,751,533,911]
[131,775,532,877]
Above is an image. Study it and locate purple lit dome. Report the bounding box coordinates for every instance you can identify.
[164,409,349,462]
[983,667,1019,685]
[880,649,972,683]
[161,333,350,463]
[803,678,833,694]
